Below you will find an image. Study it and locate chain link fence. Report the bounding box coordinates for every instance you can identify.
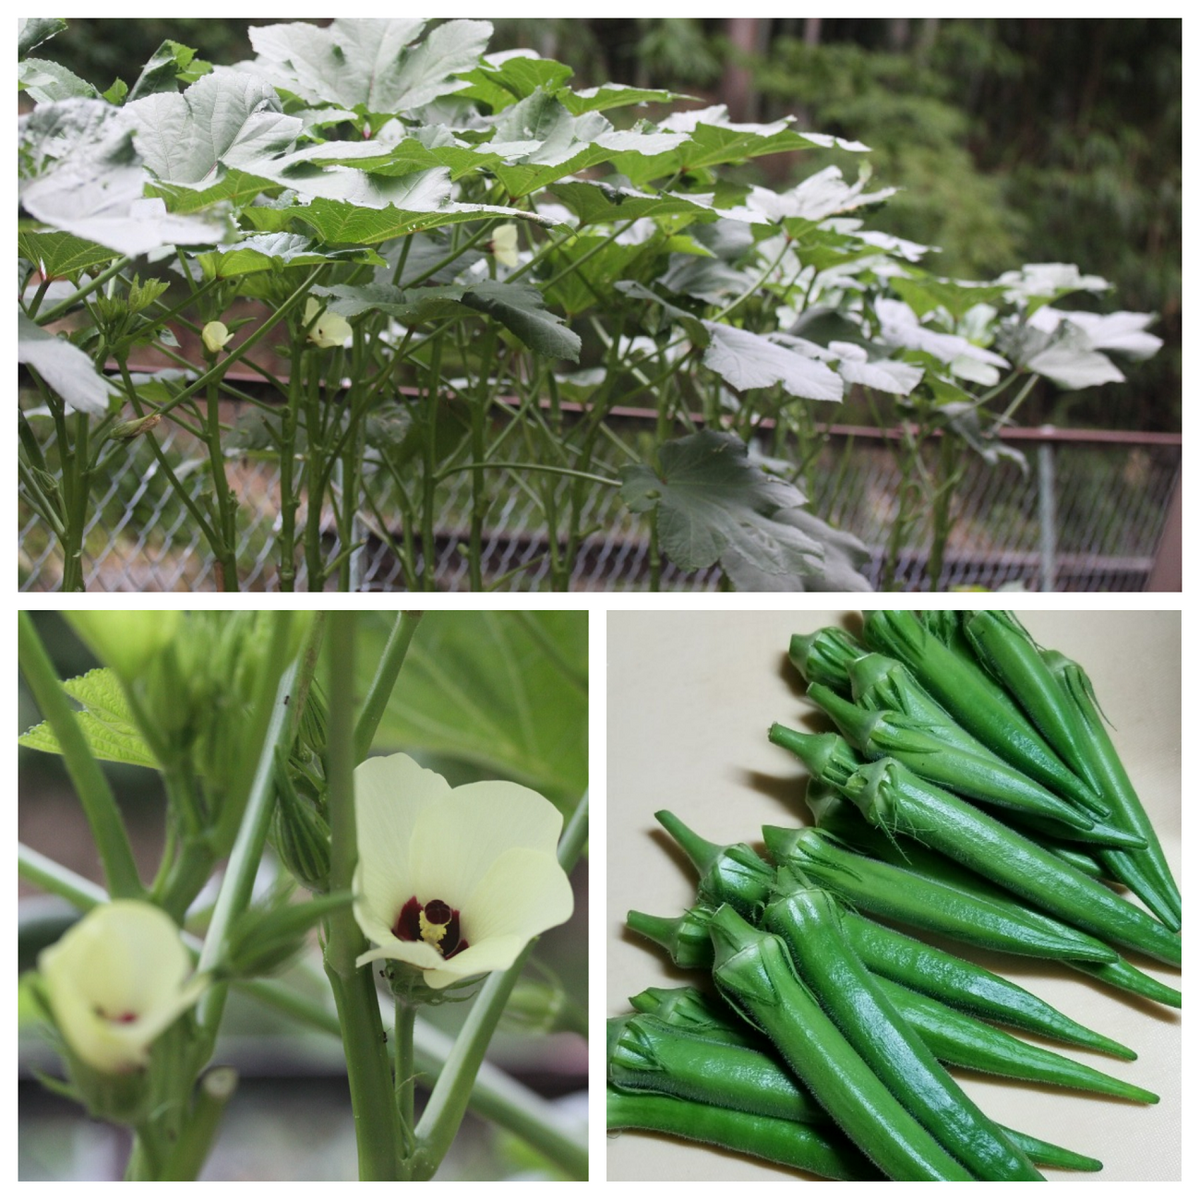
[19,405,1179,593]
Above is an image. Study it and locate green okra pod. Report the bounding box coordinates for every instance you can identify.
[763,882,1043,1180]
[627,905,715,970]
[607,1013,828,1124]
[964,610,1103,791]
[628,984,761,1046]
[762,824,1118,964]
[874,976,1161,1104]
[805,787,1179,1009]
[805,682,1096,833]
[862,610,1107,815]
[844,757,1181,967]
[787,627,866,691]
[606,1085,883,1181]
[653,809,772,916]
[834,907,1136,1059]
[1045,649,1182,928]
[708,905,975,1181]
[614,996,1102,1173]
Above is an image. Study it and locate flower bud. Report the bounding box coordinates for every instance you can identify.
[221,892,350,979]
[65,611,182,684]
[201,320,233,354]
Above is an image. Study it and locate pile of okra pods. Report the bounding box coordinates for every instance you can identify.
[608,610,1181,1181]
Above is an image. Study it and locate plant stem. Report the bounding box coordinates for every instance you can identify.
[195,623,311,1050]
[354,610,425,763]
[395,998,418,1155]
[17,615,144,900]
[160,1068,238,1181]
[322,612,403,1181]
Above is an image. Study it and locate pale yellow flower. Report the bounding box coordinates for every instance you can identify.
[491,223,519,268]
[38,901,207,1074]
[304,297,352,349]
[353,754,574,989]
[201,320,233,354]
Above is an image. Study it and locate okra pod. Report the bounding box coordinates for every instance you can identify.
[1046,649,1182,927]
[762,825,1119,964]
[606,1085,883,1181]
[875,976,1160,1104]
[763,883,1044,1180]
[806,682,1096,833]
[862,610,1107,815]
[607,1014,828,1124]
[787,627,865,691]
[844,758,1181,966]
[709,905,975,1180]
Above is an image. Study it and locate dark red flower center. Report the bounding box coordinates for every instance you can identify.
[393,896,469,959]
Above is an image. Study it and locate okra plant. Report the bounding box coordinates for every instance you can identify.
[18,19,1163,591]
[19,609,588,1180]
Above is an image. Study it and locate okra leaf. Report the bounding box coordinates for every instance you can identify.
[191,233,385,279]
[18,228,120,280]
[620,430,861,591]
[703,323,844,403]
[18,18,68,60]
[456,56,575,112]
[248,18,491,115]
[362,611,587,804]
[17,59,98,105]
[457,280,581,361]
[126,69,302,185]
[19,668,158,770]
[549,180,716,228]
[17,311,115,415]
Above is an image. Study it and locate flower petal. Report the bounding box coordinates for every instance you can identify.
[409,780,563,906]
[462,846,575,943]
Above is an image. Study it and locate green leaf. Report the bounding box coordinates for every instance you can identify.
[18,228,120,279]
[549,179,715,228]
[250,194,536,245]
[191,233,385,279]
[127,68,302,185]
[457,280,581,360]
[611,109,867,188]
[456,56,575,111]
[126,39,205,103]
[890,274,1008,322]
[18,18,68,60]
[619,430,864,590]
[249,18,491,115]
[18,668,159,770]
[362,611,587,802]
[561,83,689,117]
[17,311,115,415]
[18,59,98,104]
[20,99,226,256]
[703,323,843,402]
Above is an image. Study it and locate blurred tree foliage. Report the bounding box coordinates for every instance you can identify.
[44,17,1179,430]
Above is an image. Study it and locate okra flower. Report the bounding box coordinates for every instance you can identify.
[304,298,352,349]
[490,223,519,268]
[201,320,232,354]
[353,753,574,989]
[38,901,207,1074]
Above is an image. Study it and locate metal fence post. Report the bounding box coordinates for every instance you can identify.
[1037,425,1057,592]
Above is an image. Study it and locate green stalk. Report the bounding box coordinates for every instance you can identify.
[395,998,418,1155]
[195,621,316,1049]
[354,610,425,762]
[322,612,403,1181]
[203,372,240,591]
[18,614,144,899]
[160,1068,238,1181]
